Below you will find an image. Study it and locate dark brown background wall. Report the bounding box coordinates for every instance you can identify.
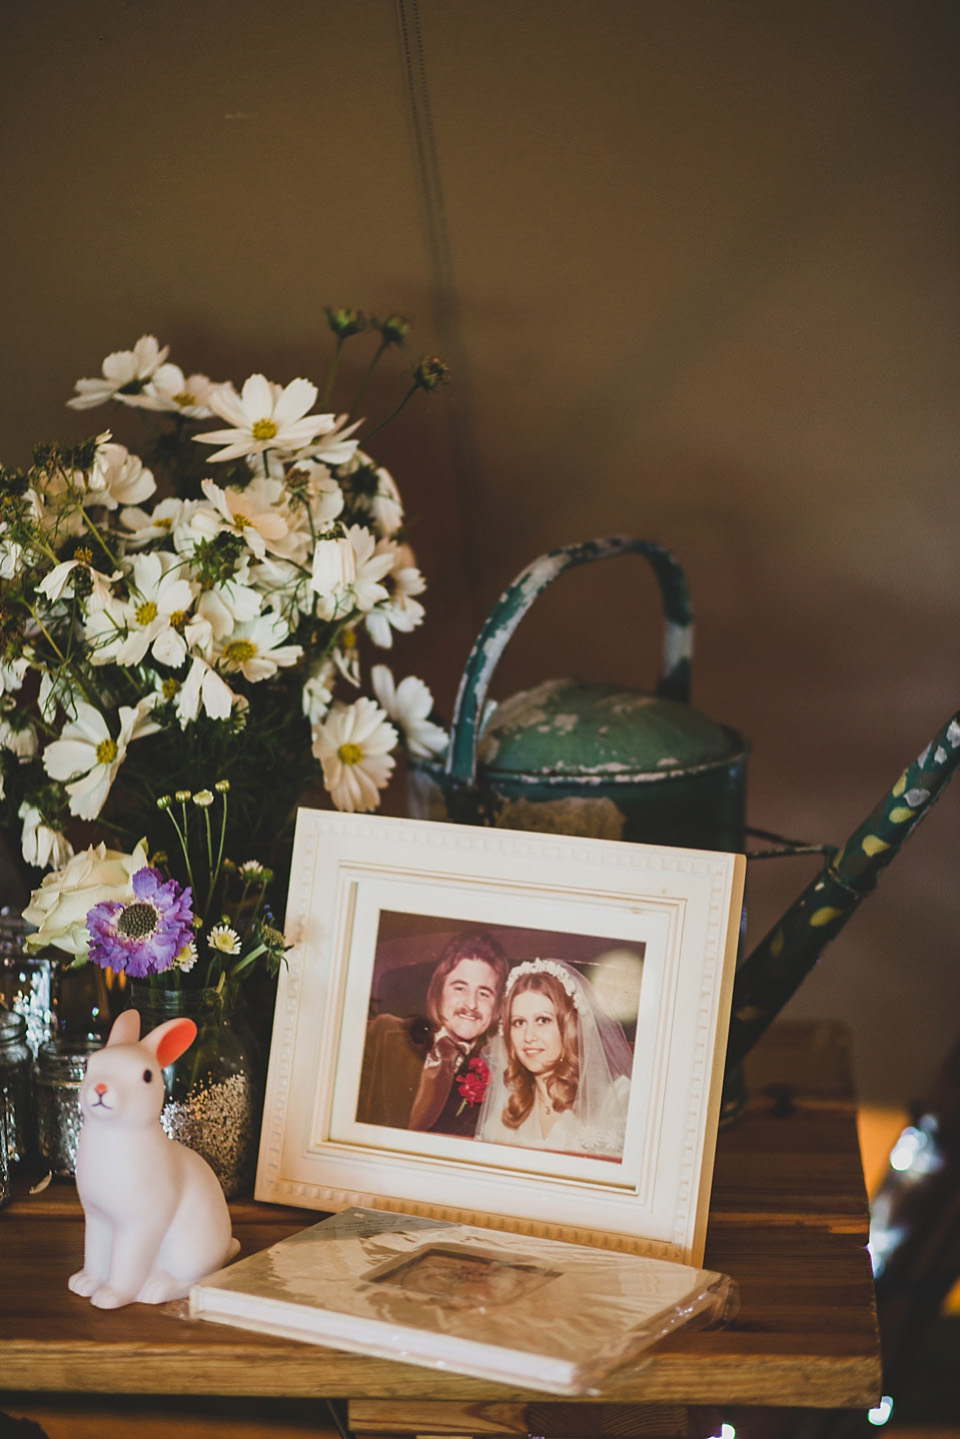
[2,0,958,1105]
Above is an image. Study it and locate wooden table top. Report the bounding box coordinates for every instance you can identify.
[0,1021,881,1414]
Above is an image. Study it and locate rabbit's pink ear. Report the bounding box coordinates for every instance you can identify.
[107,1009,141,1047]
[148,1017,198,1068]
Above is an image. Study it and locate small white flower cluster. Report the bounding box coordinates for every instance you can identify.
[504,958,585,1012]
[0,330,449,870]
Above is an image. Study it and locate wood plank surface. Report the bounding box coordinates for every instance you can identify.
[0,1023,881,1413]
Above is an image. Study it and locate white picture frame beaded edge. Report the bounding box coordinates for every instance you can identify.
[255,810,745,1266]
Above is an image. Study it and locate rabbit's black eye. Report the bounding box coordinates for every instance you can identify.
[142,1069,153,1083]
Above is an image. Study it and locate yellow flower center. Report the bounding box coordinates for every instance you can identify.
[341,628,357,650]
[135,601,158,625]
[251,418,278,441]
[96,738,118,765]
[224,639,257,663]
[161,677,178,699]
[74,546,93,567]
[168,610,187,632]
[338,742,364,766]
[155,517,173,530]
[174,390,196,407]
[233,512,251,528]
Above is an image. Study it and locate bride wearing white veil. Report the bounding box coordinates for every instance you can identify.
[475,958,633,1160]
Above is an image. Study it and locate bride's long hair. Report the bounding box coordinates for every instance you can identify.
[501,970,579,1129]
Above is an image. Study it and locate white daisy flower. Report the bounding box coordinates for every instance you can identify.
[68,336,171,410]
[371,666,448,760]
[175,657,236,726]
[208,923,241,955]
[144,364,218,419]
[42,697,160,821]
[216,613,303,682]
[193,477,291,560]
[196,374,336,463]
[18,803,74,872]
[312,697,397,813]
[174,939,198,972]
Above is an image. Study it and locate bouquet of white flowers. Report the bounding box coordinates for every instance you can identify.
[0,311,449,989]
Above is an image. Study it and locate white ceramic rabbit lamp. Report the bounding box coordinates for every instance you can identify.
[68,1008,240,1309]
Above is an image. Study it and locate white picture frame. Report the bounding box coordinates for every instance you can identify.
[256,811,745,1266]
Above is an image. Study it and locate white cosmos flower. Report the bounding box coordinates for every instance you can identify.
[333,634,361,688]
[371,666,448,760]
[0,714,37,761]
[175,657,236,725]
[120,495,198,549]
[86,551,197,668]
[302,660,336,725]
[42,697,160,820]
[87,440,156,510]
[216,613,302,682]
[193,477,290,560]
[287,460,345,526]
[0,658,28,696]
[294,414,363,470]
[19,803,74,871]
[312,697,397,813]
[196,374,336,463]
[310,534,357,599]
[144,364,218,419]
[195,575,262,642]
[38,553,121,611]
[364,543,426,648]
[68,336,171,410]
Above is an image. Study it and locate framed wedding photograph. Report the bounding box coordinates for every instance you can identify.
[256,811,745,1265]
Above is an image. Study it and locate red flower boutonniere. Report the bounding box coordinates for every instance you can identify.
[456,1056,490,1114]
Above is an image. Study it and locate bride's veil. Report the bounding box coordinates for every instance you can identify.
[477,958,633,1151]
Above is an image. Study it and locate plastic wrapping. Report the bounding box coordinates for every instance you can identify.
[190,1206,738,1395]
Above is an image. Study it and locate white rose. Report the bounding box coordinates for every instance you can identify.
[23,839,149,957]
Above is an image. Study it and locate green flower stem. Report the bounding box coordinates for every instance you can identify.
[79,507,121,571]
[161,802,195,891]
[347,339,390,422]
[24,604,67,664]
[357,381,419,447]
[320,339,345,409]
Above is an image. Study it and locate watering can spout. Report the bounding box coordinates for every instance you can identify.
[725,711,960,1078]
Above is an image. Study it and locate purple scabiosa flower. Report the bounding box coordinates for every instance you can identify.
[85,867,195,978]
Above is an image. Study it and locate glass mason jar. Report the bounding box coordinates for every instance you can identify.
[34,1035,102,1178]
[0,1101,9,1207]
[0,1007,35,1168]
[126,982,262,1199]
[0,911,60,1059]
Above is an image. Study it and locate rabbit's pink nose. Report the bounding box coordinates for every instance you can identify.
[95,1083,107,1095]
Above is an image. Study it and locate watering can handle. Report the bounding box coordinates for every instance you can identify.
[445,536,693,787]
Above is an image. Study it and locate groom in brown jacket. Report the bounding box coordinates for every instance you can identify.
[356,929,509,1137]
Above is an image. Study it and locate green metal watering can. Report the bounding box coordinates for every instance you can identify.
[408,537,749,851]
[409,536,960,1075]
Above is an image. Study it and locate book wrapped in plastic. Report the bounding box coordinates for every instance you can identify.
[189,1207,738,1396]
